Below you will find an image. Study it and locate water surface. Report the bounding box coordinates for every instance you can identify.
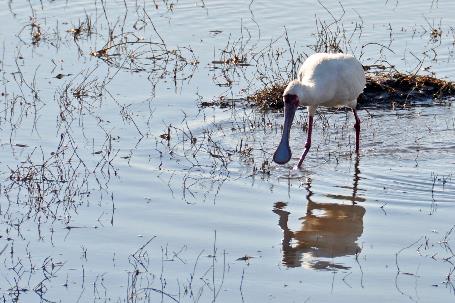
[1,1,455,302]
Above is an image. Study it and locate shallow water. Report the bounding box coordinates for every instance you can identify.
[1,1,455,302]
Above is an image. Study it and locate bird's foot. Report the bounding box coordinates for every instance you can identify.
[292,163,302,170]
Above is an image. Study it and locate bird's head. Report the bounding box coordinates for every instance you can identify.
[283,79,304,101]
[282,80,304,126]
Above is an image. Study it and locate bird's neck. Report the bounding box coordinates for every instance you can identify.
[296,82,312,105]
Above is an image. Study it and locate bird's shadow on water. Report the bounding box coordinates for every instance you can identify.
[273,156,365,270]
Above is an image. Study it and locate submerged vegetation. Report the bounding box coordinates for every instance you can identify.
[1,0,455,302]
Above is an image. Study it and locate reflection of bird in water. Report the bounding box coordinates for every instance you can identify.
[273,156,365,269]
[273,53,366,169]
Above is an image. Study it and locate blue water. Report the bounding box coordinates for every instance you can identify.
[1,1,455,302]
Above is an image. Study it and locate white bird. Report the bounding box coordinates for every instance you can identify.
[273,53,366,169]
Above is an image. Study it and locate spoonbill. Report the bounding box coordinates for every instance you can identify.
[273,53,366,168]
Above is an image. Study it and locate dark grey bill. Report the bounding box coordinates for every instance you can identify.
[273,101,297,165]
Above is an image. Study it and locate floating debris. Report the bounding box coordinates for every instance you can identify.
[212,54,250,66]
[236,255,254,261]
[54,73,72,79]
[199,97,245,108]
[160,127,171,141]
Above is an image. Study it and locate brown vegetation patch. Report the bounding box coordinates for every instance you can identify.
[359,72,455,108]
[248,72,455,110]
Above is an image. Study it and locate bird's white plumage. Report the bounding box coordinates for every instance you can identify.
[274,53,366,168]
[284,53,365,114]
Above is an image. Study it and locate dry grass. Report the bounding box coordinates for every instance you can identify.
[247,82,288,109]
[359,72,455,107]
[247,70,455,110]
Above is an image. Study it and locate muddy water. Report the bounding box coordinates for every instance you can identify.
[1,1,455,302]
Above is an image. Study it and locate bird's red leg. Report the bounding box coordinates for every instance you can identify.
[352,109,361,153]
[296,115,313,168]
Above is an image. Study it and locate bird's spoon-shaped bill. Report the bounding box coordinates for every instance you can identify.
[273,99,298,165]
